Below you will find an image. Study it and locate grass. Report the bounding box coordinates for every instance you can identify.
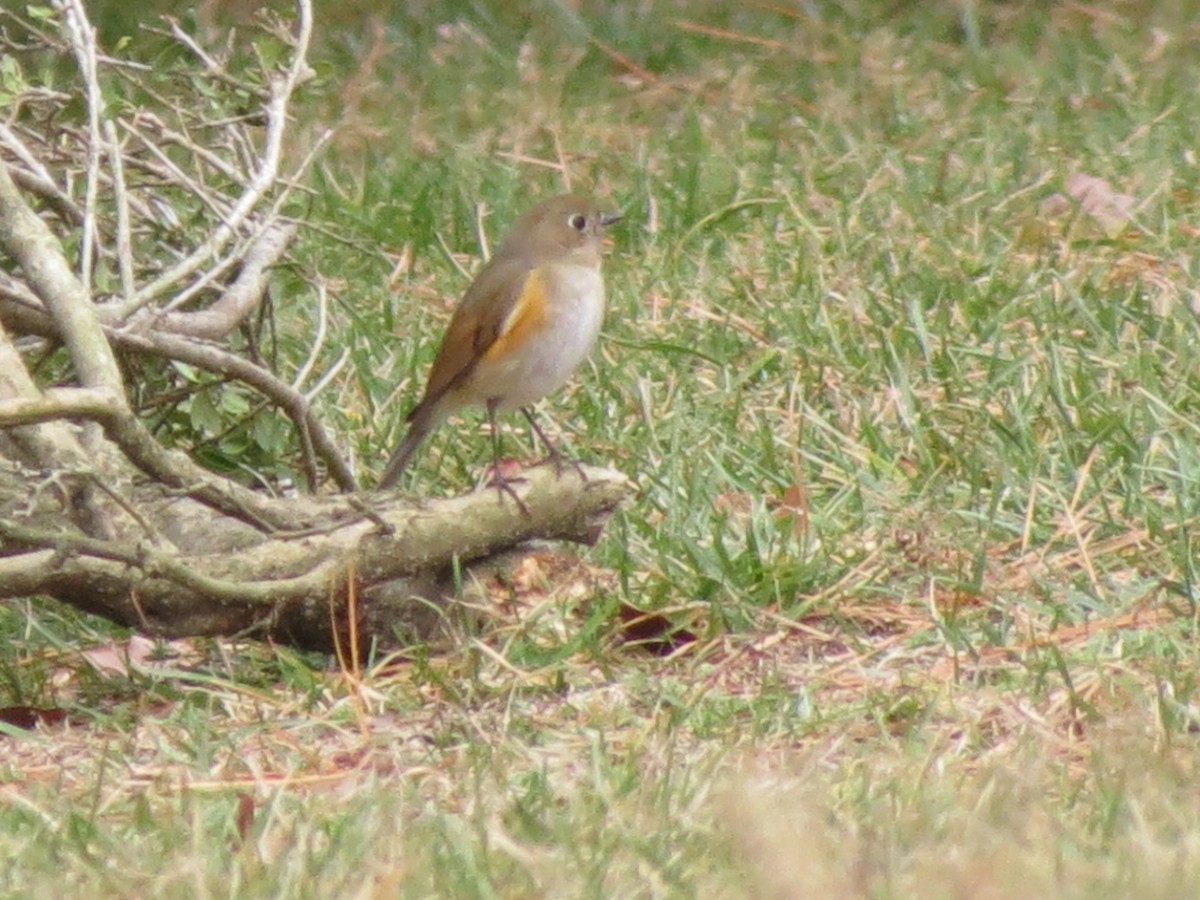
[6,0,1200,895]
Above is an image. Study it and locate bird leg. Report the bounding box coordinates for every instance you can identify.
[486,399,530,515]
[520,407,587,481]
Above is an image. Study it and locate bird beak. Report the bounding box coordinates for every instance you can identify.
[601,212,623,228]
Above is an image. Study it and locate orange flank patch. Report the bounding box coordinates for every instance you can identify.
[482,267,549,363]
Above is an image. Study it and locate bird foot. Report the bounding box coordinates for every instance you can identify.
[484,462,531,516]
[543,448,588,481]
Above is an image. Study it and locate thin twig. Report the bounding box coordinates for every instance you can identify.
[291,277,329,392]
[165,18,232,84]
[119,116,238,219]
[114,327,357,492]
[103,121,136,299]
[0,125,83,225]
[153,129,331,318]
[155,222,296,341]
[303,349,350,404]
[62,0,103,295]
[125,110,247,185]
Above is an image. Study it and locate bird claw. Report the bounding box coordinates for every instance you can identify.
[485,467,531,516]
[544,448,587,481]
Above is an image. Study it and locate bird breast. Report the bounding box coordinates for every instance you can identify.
[477,263,605,410]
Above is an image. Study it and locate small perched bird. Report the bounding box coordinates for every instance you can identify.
[376,194,621,497]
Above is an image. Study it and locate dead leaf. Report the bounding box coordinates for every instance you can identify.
[1065,172,1137,237]
[232,792,256,849]
[617,604,697,656]
[80,634,159,676]
[714,492,753,516]
[0,706,69,731]
[771,483,809,539]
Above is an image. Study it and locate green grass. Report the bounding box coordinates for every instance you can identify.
[6,0,1200,895]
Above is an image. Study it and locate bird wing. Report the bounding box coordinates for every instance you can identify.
[406,255,542,422]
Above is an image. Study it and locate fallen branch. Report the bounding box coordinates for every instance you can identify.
[0,466,632,651]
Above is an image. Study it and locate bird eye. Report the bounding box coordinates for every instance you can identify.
[568,213,587,231]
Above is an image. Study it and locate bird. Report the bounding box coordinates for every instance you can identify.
[376,194,621,502]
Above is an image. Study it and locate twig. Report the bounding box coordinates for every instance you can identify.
[291,277,330,392]
[165,18,232,85]
[303,349,349,404]
[0,125,83,225]
[155,222,296,341]
[164,126,335,317]
[119,115,238,219]
[7,299,358,493]
[288,276,332,491]
[114,328,357,492]
[124,110,246,183]
[62,0,103,295]
[84,471,164,543]
[103,121,136,299]
[146,128,330,319]
[0,387,123,427]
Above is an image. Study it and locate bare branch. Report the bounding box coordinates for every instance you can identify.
[113,0,316,316]
[0,466,632,649]
[0,519,341,606]
[154,222,296,340]
[1,297,358,493]
[291,274,330,391]
[0,387,124,427]
[116,329,357,493]
[0,143,83,226]
[0,158,124,394]
[156,128,334,318]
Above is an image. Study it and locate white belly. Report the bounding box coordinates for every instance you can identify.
[476,264,604,410]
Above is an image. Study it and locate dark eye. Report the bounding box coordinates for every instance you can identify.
[568,213,587,231]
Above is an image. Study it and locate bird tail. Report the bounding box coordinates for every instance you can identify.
[376,408,438,491]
